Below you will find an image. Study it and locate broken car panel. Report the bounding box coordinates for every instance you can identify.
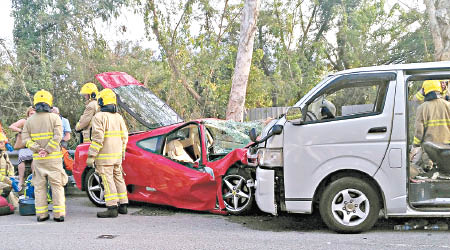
[73,72,260,214]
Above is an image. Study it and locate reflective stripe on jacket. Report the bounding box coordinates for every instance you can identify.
[88,112,128,165]
[22,113,63,163]
[413,89,450,104]
[414,98,450,146]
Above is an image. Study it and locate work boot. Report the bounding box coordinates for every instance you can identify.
[37,215,50,222]
[54,216,65,222]
[1,186,11,198]
[118,203,128,214]
[97,206,118,218]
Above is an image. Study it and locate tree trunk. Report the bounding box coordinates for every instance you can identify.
[424,0,450,61]
[226,0,260,122]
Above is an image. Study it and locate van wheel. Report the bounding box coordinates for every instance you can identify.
[85,168,106,207]
[319,177,380,233]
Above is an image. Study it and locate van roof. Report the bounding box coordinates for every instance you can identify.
[331,61,450,76]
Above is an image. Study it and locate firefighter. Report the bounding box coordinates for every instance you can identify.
[413,80,450,103]
[75,82,100,143]
[86,89,128,218]
[0,133,14,198]
[413,80,450,147]
[22,90,68,222]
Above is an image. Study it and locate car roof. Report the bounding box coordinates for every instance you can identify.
[331,61,450,76]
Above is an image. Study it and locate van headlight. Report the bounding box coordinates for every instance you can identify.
[257,148,283,167]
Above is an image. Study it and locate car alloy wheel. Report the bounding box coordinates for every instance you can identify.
[85,168,106,207]
[222,172,253,215]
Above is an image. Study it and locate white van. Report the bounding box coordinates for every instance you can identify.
[247,61,450,233]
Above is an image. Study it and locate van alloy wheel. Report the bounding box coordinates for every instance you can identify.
[319,177,380,233]
[85,168,106,207]
[222,168,254,215]
[331,189,369,227]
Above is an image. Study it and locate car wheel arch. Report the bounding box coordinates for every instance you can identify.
[312,169,386,215]
[81,166,89,191]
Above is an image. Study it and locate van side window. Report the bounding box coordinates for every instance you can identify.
[305,80,389,122]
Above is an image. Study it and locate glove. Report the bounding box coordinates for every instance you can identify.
[5,143,13,152]
[75,122,82,132]
[9,177,19,192]
[86,156,95,167]
[1,176,12,185]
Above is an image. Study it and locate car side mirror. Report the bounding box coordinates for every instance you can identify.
[286,107,303,125]
[249,128,257,142]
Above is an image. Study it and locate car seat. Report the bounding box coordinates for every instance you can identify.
[422,141,450,174]
[167,140,194,163]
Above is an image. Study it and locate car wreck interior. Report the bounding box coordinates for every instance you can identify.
[163,124,202,165]
[408,77,450,209]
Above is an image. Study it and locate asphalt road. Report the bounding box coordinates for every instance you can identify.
[1,187,450,250]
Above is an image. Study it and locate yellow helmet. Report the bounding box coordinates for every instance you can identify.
[0,133,7,142]
[98,89,117,106]
[34,89,53,106]
[80,82,99,99]
[423,80,442,95]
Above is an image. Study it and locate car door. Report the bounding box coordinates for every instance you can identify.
[283,72,397,211]
[126,123,217,211]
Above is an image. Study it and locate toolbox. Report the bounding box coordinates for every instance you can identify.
[19,197,36,216]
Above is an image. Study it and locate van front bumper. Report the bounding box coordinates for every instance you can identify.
[255,167,277,215]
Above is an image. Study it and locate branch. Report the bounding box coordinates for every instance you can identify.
[146,0,203,105]
[170,0,193,48]
[217,0,229,43]
[300,3,317,49]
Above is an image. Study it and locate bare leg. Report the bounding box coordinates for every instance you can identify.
[18,162,25,188]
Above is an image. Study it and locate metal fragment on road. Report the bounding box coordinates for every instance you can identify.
[97,235,118,239]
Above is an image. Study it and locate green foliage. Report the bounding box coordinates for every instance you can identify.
[0,0,435,147]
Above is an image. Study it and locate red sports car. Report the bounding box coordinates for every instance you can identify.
[73,72,257,214]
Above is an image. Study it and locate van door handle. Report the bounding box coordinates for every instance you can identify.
[368,126,387,133]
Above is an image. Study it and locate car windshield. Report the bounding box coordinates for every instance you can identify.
[204,120,264,154]
[113,85,183,129]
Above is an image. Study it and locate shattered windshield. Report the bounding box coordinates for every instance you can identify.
[113,85,183,129]
[204,120,265,155]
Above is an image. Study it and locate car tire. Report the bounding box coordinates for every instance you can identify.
[319,177,380,233]
[222,168,254,215]
[85,168,106,207]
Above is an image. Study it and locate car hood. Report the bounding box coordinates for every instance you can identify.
[95,72,183,129]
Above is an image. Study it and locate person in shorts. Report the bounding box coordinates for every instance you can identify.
[9,106,36,190]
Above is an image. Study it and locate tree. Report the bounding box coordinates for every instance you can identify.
[424,0,450,60]
[226,0,260,121]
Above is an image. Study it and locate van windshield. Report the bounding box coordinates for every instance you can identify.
[293,75,335,107]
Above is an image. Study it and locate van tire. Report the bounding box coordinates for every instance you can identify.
[319,177,380,233]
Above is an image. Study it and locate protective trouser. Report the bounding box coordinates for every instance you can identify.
[32,160,68,219]
[95,164,128,206]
